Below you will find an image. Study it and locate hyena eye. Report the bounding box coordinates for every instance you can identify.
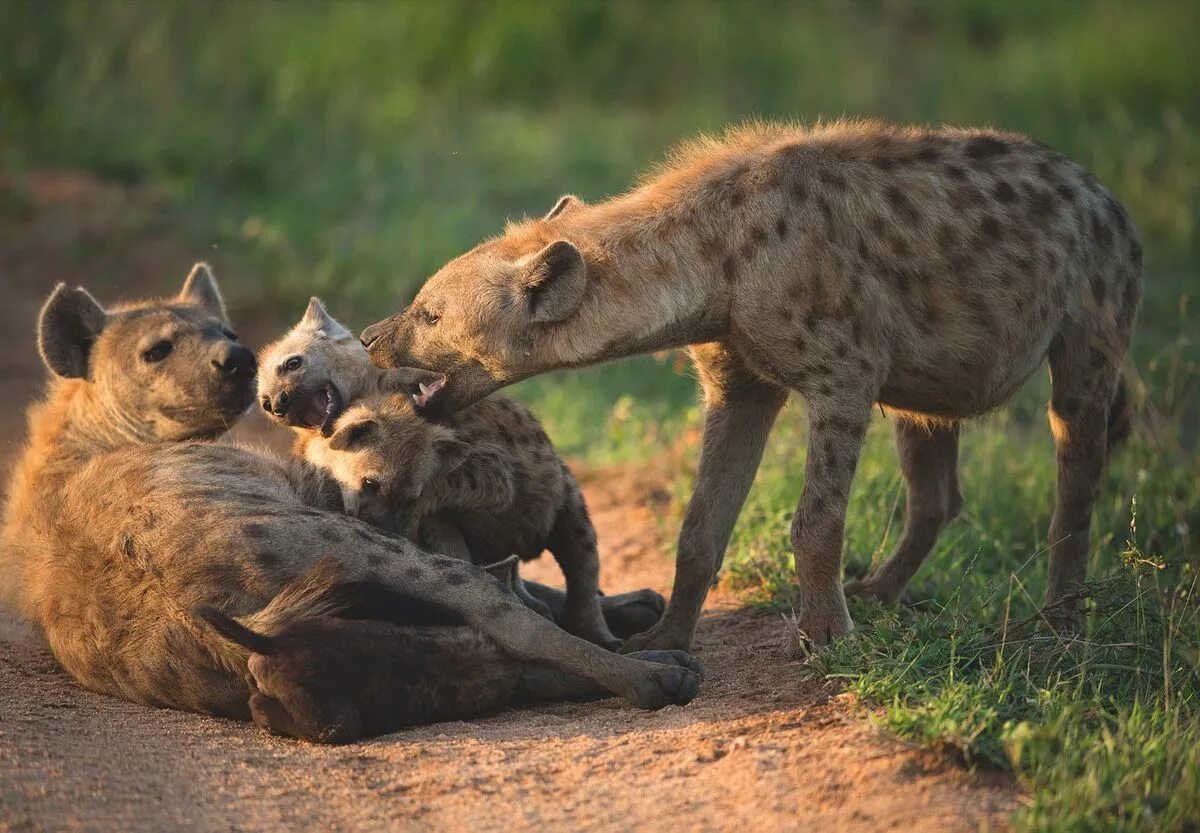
[361,478,381,495]
[143,341,173,363]
[220,326,238,342]
[418,309,440,326]
[284,356,303,372]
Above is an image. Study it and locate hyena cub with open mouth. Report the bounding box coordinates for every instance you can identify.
[258,299,627,648]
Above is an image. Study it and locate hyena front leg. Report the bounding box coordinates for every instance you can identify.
[790,398,873,646]
[547,481,620,650]
[342,524,703,709]
[1044,329,1120,630]
[846,420,962,604]
[622,343,787,653]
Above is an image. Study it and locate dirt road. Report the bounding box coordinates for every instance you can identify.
[0,172,1018,832]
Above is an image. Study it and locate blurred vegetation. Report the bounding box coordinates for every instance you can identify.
[2,2,1197,829]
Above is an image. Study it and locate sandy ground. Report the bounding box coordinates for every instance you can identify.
[0,172,1019,832]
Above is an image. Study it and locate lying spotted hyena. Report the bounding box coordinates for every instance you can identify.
[360,120,1142,650]
[198,555,624,743]
[257,298,660,643]
[0,265,702,720]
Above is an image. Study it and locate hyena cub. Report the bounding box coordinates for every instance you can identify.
[305,389,621,649]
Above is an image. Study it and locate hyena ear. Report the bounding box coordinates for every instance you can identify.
[38,284,108,379]
[517,239,587,323]
[328,418,375,451]
[543,194,584,222]
[482,554,520,590]
[178,262,228,322]
[433,437,471,474]
[302,297,353,341]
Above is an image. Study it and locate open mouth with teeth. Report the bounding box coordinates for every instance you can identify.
[292,383,345,436]
[411,375,446,411]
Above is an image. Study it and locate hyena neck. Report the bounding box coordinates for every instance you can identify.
[550,196,729,365]
[58,383,154,459]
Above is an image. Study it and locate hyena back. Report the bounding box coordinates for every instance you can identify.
[0,267,702,717]
[361,120,1141,650]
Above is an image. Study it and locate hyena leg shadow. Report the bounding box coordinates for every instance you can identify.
[846,420,962,605]
[621,343,787,654]
[1044,326,1123,628]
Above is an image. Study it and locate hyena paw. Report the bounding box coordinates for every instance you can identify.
[626,649,705,681]
[625,653,703,709]
[617,621,693,654]
[783,608,853,659]
[601,589,666,639]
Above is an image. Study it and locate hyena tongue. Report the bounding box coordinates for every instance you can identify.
[294,389,329,429]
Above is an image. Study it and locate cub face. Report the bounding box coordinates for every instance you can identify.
[37,263,257,441]
[259,298,446,436]
[319,394,467,536]
[359,219,591,416]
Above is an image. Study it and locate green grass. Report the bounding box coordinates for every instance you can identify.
[3,1,1198,828]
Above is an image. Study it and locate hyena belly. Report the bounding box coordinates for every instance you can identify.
[730,135,1135,420]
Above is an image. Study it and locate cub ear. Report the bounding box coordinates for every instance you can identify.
[328,418,376,451]
[432,437,471,474]
[37,284,108,379]
[482,554,520,590]
[301,297,352,341]
[517,239,587,324]
[179,262,228,322]
[543,194,584,222]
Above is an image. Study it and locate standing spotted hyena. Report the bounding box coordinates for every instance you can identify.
[360,120,1142,651]
[0,266,702,718]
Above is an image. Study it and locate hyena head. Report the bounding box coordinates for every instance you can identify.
[321,393,468,536]
[360,201,590,415]
[259,297,446,436]
[37,263,256,441]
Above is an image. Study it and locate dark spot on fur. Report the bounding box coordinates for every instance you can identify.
[739,240,755,261]
[890,233,912,259]
[885,186,921,225]
[243,523,268,539]
[446,572,470,586]
[404,565,423,580]
[751,225,769,246]
[1027,187,1057,220]
[916,146,941,163]
[993,181,1017,203]
[936,224,957,250]
[775,216,789,239]
[318,527,342,543]
[1091,276,1108,305]
[945,163,967,180]
[257,551,283,569]
[1129,237,1142,266]
[979,215,1003,241]
[1091,211,1113,252]
[818,168,846,189]
[121,534,136,559]
[965,136,1009,160]
[722,256,738,282]
[1055,183,1076,203]
[354,527,375,543]
[872,156,896,172]
[790,182,809,203]
[368,551,386,568]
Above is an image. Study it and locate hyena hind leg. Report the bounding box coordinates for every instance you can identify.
[846,420,962,605]
[1044,330,1124,629]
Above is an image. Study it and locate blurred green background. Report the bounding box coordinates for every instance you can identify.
[2,3,1198,827]
[2,0,1196,455]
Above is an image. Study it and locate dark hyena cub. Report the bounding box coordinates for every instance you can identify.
[305,390,622,650]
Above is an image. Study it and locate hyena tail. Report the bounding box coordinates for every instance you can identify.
[195,607,278,655]
[1107,372,1133,451]
[195,555,348,657]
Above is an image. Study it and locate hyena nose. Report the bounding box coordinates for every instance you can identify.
[359,321,385,350]
[213,345,257,379]
[269,390,291,417]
